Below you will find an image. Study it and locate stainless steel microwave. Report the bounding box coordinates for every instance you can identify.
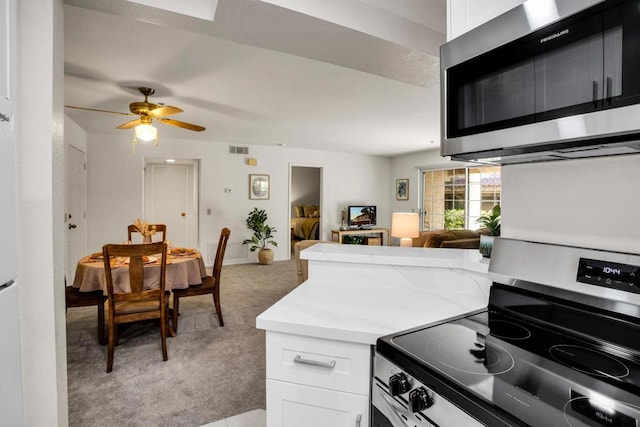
[441,0,640,164]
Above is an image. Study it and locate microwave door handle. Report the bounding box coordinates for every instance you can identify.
[592,80,599,107]
[606,76,613,104]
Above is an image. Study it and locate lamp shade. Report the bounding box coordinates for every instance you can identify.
[134,123,157,142]
[391,212,419,247]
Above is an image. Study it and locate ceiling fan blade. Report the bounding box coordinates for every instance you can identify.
[158,118,205,132]
[117,119,142,129]
[65,105,134,116]
[148,105,183,118]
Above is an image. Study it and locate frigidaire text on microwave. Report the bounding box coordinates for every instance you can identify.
[440,0,640,164]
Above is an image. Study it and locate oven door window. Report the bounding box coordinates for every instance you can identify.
[446,39,535,138]
[533,13,603,122]
[372,407,395,427]
[444,1,640,140]
[603,0,640,109]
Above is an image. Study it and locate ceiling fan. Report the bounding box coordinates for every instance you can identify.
[65,87,205,149]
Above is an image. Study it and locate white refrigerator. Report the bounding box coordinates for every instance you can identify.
[0,126,23,424]
[0,124,23,425]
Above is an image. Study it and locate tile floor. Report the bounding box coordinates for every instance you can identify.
[201,409,266,427]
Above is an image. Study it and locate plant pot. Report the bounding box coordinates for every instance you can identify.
[479,235,495,258]
[258,248,274,265]
[143,235,152,243]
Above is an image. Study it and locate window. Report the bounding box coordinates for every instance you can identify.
[422,166,501,230]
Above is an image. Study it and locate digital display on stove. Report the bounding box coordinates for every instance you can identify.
[577,258,640,294]
[570,390,636,427]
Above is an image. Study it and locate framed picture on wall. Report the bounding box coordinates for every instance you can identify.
[396,178,409,200]
[249,174,270,200]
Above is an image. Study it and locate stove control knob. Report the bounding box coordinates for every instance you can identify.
[409,387,434,413]
[389,373,410,396]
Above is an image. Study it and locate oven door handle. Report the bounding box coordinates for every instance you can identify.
[293,354,336,369]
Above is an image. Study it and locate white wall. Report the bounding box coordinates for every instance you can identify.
[390,136,640,254]
[17,0,67,425]
[390,147,469,212]
[447,0,524,40]
[85,132,391,263]
[65,116,87,152]
[502,156,640,253]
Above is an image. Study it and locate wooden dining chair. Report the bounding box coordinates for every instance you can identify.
[172,227,230,333]
[103,241,169,373]
[65,279,107,345]
[127,223,167,243]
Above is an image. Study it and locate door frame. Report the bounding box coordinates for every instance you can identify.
[143,158,200,247]
[288,163,323,258]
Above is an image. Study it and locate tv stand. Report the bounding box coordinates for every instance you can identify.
[331,228,389,246]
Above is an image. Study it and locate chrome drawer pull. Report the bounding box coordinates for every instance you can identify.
[293,354,336,369]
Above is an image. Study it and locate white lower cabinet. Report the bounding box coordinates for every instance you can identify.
[265,331,371,427]
[266,380,369,427]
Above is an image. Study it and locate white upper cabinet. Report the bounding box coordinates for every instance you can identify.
[447,0,525,40]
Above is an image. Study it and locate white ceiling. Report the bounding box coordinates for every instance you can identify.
[63,0,446,156]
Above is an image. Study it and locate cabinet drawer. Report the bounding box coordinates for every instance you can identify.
[266,379,369,427]
[266,331,371,395]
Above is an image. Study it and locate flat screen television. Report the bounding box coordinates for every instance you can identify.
[347,205,377,228]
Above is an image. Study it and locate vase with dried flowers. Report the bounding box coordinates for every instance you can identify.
[132,218,157,243]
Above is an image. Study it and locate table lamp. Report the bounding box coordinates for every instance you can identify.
[391,212,419,247]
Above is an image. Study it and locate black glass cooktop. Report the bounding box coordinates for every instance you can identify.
[386,309,640,427]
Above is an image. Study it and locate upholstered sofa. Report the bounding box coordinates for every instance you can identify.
[411,229,489,249]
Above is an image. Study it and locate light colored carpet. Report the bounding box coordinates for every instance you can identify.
[66,259,298,427]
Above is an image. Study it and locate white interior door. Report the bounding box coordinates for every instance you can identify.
[66,145,86,280]
[144,160,198,248]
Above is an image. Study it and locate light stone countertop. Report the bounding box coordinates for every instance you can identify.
[256,245,491,345]
[301,243,491,274]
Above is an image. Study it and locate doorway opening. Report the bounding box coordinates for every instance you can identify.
[289,164,323,257]
[143,158,199,248]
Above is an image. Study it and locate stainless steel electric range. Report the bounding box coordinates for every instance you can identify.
[374,238,640,426]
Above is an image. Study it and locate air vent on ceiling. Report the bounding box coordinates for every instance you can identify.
[229,145,249,155]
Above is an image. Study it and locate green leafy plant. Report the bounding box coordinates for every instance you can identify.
[344,235,364,245]
[477,205,501,236]
[444,209,465,230]
[242,207,278,252]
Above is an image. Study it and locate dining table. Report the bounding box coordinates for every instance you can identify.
[72,248,207,294]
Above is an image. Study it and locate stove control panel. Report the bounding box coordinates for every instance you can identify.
[409,387,435,412]
[373,354,484,427]
[389,372,411,396]
[577,258,640,294]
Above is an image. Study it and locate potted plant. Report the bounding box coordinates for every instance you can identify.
[477,205,500,258]
[242,207,278,265]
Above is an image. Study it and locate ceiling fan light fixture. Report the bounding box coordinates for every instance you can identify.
[132,122,158,154]
[134,123,157,142]
[66,87,204,155]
